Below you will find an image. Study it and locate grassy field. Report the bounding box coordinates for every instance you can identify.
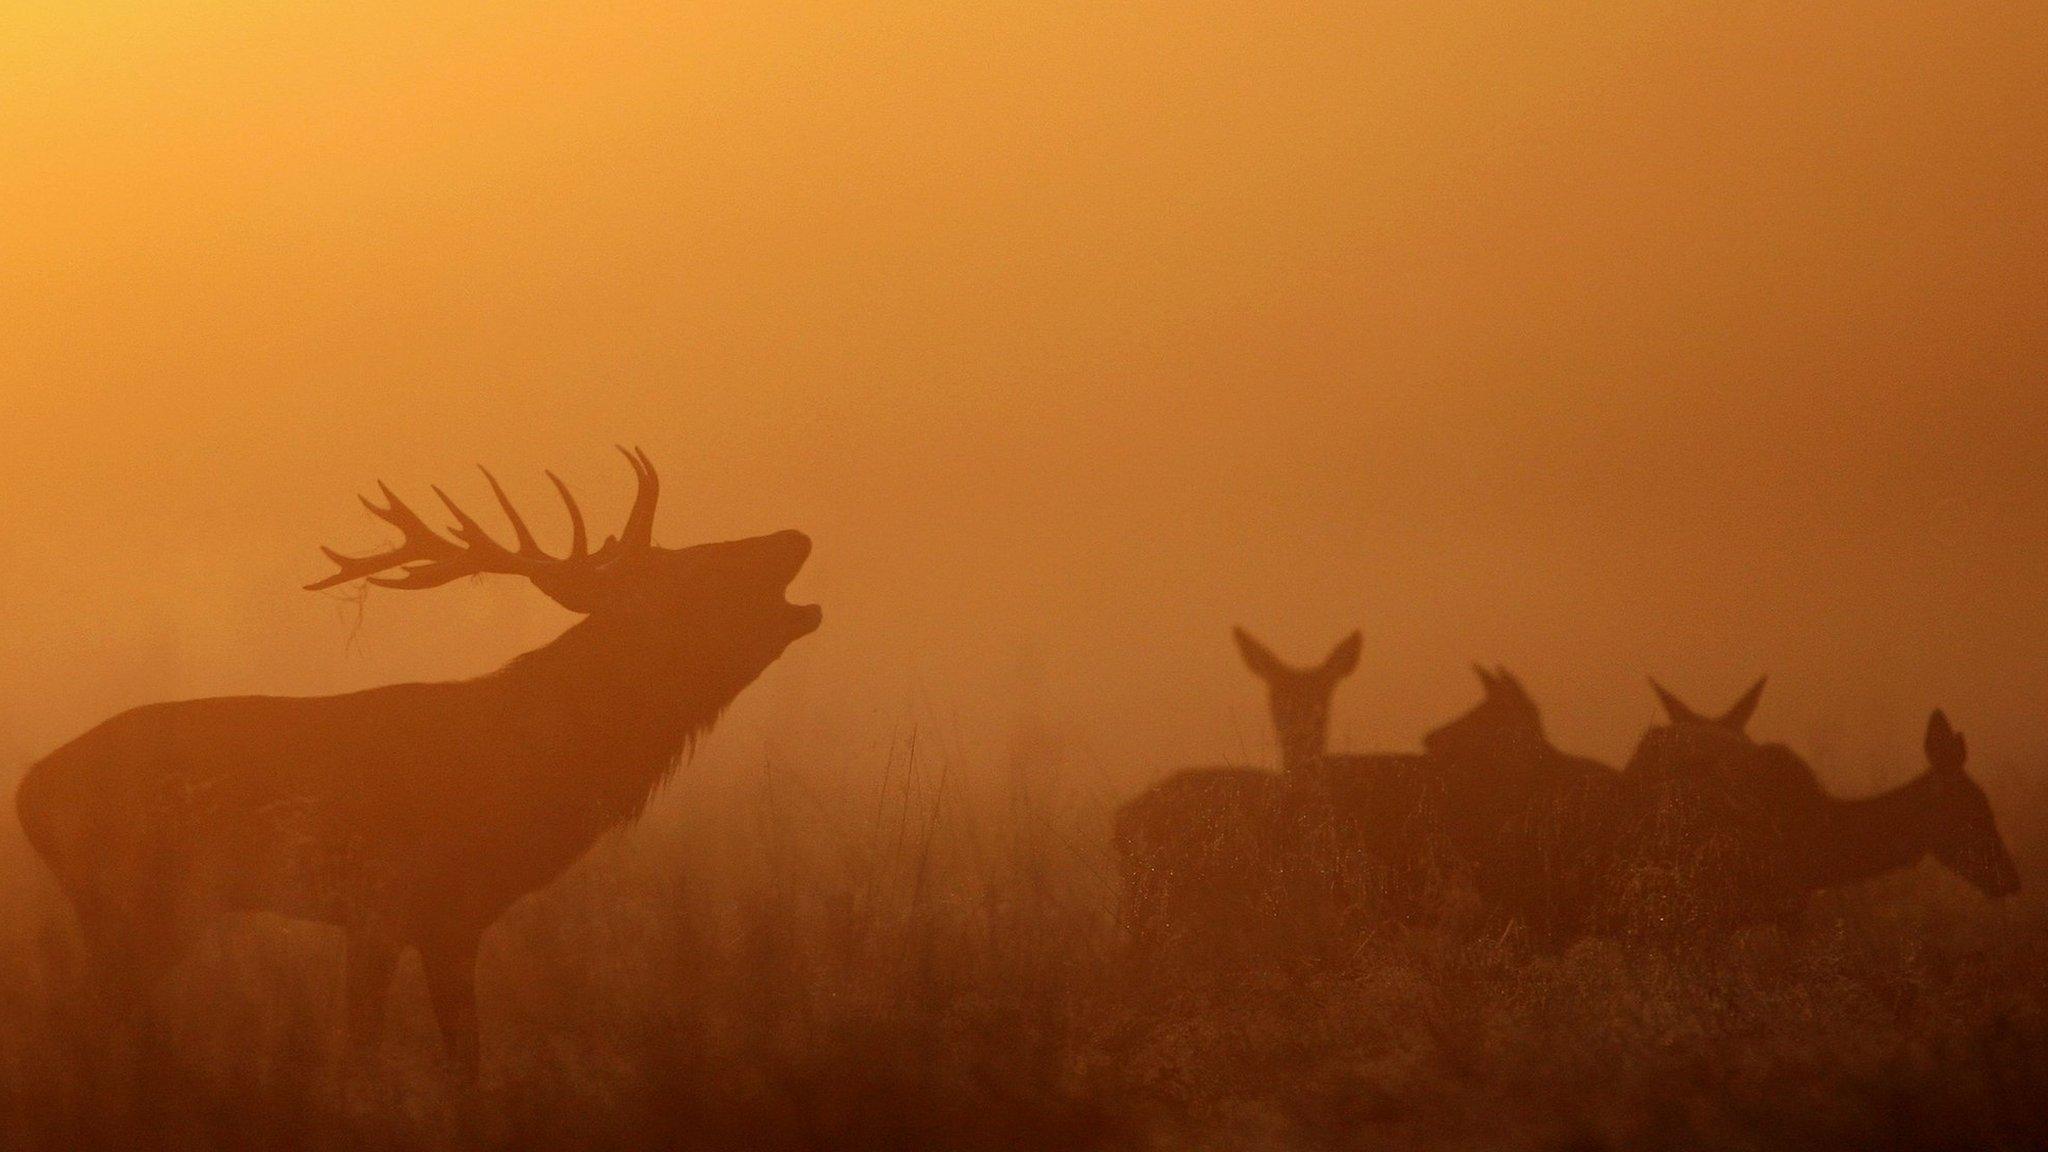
[0,737,2043,1152]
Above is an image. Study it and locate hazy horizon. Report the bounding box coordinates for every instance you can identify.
[4,2,2044,790]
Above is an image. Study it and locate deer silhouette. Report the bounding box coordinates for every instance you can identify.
[1620,681,2019,928]
[14,448,820,1076]
[1792,709,2020,898]
[1115,643,1619,949]
[1300,666,1623,936]
[1111,628,1359,951]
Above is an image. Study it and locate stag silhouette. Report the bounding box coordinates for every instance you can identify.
[14,448,820,1076]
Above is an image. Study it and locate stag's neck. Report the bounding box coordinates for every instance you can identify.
[1279,736,1324,776]
[1798,771,1941,890]
[491,615,754,819]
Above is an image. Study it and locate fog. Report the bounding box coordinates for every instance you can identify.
[3,1,2044,790]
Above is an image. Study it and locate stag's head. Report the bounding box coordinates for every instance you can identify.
[308,448,822,667]
[1422,665,1546,762]
[1233,628,1361,773]
[1919,710,2021,898]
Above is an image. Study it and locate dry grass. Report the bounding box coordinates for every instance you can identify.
[0,739,2042,1152]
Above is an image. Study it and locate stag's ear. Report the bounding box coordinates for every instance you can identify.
[1474,664,1499,692]
[1717,676,1768,733]
[1925,709,1967,774]
[1649,678,1702,725]
[1234,627,1288,682]
[1321,631,1362,681]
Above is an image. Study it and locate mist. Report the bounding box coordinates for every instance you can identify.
[5,4,2048,1147]
[5,5,2044,796]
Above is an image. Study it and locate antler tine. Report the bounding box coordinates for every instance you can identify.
[478,467,548,558]
[617,444,660,550]
[545,471,589,559]
[365,563,483,591]
[431,485,548,574]
[365,482,440,540]
[433,486,499,550]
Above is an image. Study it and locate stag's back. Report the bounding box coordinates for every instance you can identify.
[16,683,484,935]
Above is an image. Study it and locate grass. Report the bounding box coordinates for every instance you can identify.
[0,735,2042,1151]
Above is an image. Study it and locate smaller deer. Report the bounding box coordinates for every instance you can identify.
[1111,629,1359,950]
[1619,682,2020,930]
[1231,628,1363,773]
[1617,676,1841,930]
[1787,709,2019,900]
[1304,666,1622,936]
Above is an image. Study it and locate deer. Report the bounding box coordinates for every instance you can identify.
[1618,680,2019,930]
[1791,708,2020,899]
[1110,628,1359,952]
[1114,642,1612,950]
[1300,666,1624,937]
[14,448,821,1077]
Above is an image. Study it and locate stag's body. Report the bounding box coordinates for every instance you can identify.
[15,450,820,1076]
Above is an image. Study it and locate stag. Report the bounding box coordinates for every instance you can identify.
[1620,681,2018,929]
[15,448,820,1076]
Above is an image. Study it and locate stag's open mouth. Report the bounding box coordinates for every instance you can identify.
[788,601,823,637]
[773,530,821,637]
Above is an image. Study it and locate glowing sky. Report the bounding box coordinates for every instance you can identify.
[2,3,2044,793]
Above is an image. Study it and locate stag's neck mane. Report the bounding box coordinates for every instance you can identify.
[490,612,758,826]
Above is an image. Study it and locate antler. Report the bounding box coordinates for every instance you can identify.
[307,448,662,604]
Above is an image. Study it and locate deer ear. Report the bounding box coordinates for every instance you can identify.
[1717,676,1767,733]
[1474,664,1498,692]
[1233,627,1287,682]
[1321,631,1362,680]
[1925,709,1967,773]
[1649,677,1702,725]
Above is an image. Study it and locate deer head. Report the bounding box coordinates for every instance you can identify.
[1232,628,1360,773]
[1420,665,1546,762]
[307,447,822,666]
[1625,676,1786,790]
[1650,675,1766,734]
[1919,710,2021,897]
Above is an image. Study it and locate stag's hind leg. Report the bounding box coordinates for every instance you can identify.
[75,901,187,1024]
[419,931,482,1080]
[342,930,400,1065]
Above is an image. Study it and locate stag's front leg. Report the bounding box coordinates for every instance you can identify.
[342,930,399,1065]
[420,931,483,1079]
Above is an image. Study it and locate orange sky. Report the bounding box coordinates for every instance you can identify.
[2,3,2044,796]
